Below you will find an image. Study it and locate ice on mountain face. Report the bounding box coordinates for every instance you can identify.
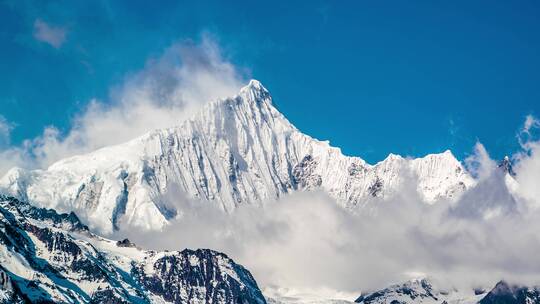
[0,195,267,304]
[0,80,475,233]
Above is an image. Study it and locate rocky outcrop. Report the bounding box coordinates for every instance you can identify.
[0,195,266,304]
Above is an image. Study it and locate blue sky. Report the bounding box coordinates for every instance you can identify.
[1,0,539,163]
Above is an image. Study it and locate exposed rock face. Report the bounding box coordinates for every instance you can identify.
[0,80,474,234]
[292,155,322,190]
[0,195,266,304]
[133,249,264,304]
[498,156,516,177]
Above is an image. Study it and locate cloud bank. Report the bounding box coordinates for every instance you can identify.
[115,118,540,298]
[0,35,247,176]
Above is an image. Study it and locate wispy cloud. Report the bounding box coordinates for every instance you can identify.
[0,115,14,148]
[33,19,67,48]
[518,114,540,148]
[522,114,540,135]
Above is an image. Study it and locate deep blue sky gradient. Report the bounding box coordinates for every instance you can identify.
[1,0,539,163]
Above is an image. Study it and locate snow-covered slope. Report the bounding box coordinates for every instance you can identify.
[0,80,474,233]
[354,278,540,304]
[354,278,485,304]
[0,195,266,304]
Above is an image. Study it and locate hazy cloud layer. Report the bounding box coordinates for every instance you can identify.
[0,35,247,176]
[33,19,67,48]
[115,119,540,297]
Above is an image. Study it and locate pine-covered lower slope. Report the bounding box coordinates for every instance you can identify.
[0,195,266,304]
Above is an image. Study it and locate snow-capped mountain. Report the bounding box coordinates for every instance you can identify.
[0,80,475,234]
[354,278,540,304]
[479,281,540,304]
[0,195,266,304]
[354,278,485,304]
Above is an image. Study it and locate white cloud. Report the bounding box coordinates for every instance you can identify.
[114,132,540,297]
[0,34,247,176]
[0,116,27,175]
[33,19,67,48]
[513,140,540,209]
[465,142,497,180]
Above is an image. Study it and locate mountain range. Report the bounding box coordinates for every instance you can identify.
[0,80,474,234]
[0,80,537,303]
[353,278,540,304]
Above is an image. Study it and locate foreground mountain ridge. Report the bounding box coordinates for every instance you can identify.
[0,80,475,233]
[0,195,266,304]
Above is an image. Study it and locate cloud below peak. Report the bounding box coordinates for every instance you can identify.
[115,134,540,295]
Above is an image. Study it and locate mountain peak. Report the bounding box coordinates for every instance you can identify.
[246,79,264,90]
[442,149,455,157]
[498,156,516,177]
[479,280,540,304]
[238,79,271,104]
